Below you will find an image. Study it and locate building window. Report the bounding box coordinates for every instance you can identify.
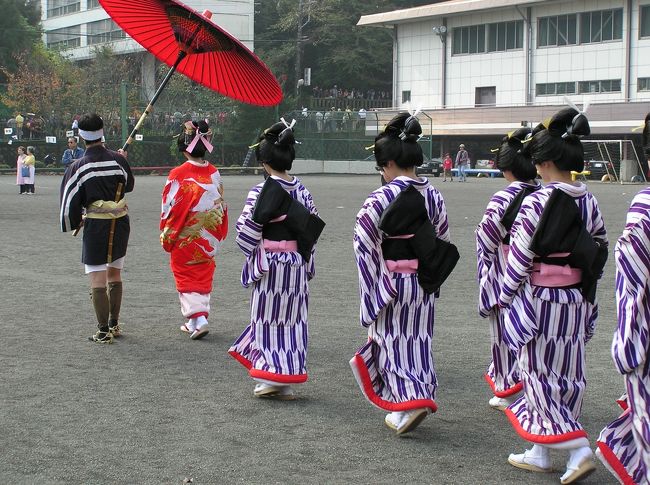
[402,90,411,103]
[580,9,623,43]
[641,5,650,38]
[638,78,650,91]
[452,25,486,55]
[47,0,80,18]
[46,26,81,49]
[475,86,496,106]
[487,21,523,52]
[577,79,621,93]
[88,19,126,45]
[538,14,577,47]
[536,82,576,96]
[87,0,101,8]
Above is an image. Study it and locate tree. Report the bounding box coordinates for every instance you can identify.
[253,0,434,95]
[0,0,40,79]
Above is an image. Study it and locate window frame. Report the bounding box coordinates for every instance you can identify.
[579,8,623,44]
[537,14,578,47]
[640,4,650,38]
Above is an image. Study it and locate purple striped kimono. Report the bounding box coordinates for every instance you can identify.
[350,176,450,413]
[497,182,607,446]
[476,181,540,397]
[228,176,318,385]
[597,187,650,485]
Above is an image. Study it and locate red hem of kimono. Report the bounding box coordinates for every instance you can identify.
[616,398,629,411]
[596,441,637,485]
[504,408,588,443]
[484,373,523,397]
[352,354,437,413]
[228,350,308,384]
[189,312,208,319]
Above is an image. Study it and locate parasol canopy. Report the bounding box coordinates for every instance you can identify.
[99,0,282,107]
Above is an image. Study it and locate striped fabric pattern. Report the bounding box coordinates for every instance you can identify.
[476,181,539,397]
[229,176,318,384]
[60,160,129,232]
[350,176,449,412]
[598,187,650,485]
[498,182,607,443]
[597,395,645,485]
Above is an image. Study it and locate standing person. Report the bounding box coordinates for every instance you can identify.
[595,126,650,484]
[61,137,84,169]
[15,146,27,194]
[455,143,469,182]
[15,113,24,140]
[475,128,540,411]
[22,146,36,194]
[442,152,453,181]
[497,108,608,484]
[229,120,325,400]
[60,113,134,343]
[160,120,228,340]
[350,113,458,435]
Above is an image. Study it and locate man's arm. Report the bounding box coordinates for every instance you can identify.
[61,149,71,166]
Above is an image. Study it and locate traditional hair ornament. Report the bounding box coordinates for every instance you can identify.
[399,105,423,141]
[276,117,299,146]
[183,120,213,153]
[561,96,590,139]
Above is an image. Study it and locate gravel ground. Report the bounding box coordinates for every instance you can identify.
[0,173,639,485]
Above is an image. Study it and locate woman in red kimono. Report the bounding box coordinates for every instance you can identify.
[160,120,228,339]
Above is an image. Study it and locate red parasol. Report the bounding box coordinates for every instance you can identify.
[98,0,283,149]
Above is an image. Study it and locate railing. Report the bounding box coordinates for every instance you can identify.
[307,97,392,111]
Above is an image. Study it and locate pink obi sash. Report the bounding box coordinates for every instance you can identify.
[531,252,582,287]
[501,244,510,260]
[263,239,298,253]
[385,259,418,274]
[269,214,287,223]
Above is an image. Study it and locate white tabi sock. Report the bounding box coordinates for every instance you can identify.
[194,315,208,330]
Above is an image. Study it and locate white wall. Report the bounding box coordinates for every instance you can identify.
[392,0,650,109]
[41,0,255,61]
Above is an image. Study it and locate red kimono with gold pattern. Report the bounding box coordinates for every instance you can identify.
[160,161,228,295]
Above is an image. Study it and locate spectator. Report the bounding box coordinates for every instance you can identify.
[62,137,85,170]
[15,113,24,140]
[15,146,27,194]
[22,146,36,194]
[443,153,453,181]
[455,143,469,182]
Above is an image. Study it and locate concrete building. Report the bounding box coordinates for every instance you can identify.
[40,0,255,98]
[358,0,650,142]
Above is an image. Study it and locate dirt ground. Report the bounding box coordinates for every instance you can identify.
[0,173,639,484]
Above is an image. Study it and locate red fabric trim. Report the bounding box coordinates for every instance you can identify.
[229,351,308,383]
[228,350,252,370]
[189,312,208,319]
[483,373,524,398]
[504,408,588,444]
[596,442,637,485]
[352,354,437,413]
[249,368,308,384]
[616,398,629,411]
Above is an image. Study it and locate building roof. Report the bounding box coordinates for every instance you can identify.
[357,0,542,26]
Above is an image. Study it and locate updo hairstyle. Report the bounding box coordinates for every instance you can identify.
[374,112,424,169]
[256,121,296,172]
[495,127,537,181]
[529,107,590,172]
[177,120,211,158]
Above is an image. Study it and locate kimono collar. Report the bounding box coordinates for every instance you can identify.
[269,174,298,189]
[545,181,587,198]
[393,175,429,188]
[510,179,541,191]
[187,159,208,167]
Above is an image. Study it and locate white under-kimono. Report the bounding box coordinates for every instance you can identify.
[350,175,450,413]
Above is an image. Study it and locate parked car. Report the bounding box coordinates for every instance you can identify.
[584,160,616,181]
[415,158,443,177]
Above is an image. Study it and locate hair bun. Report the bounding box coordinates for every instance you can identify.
[263,121,295,148]
[546,107,590,138]
[505,127,532,149]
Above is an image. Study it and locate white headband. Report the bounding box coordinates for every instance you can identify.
[79,128,104,140]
